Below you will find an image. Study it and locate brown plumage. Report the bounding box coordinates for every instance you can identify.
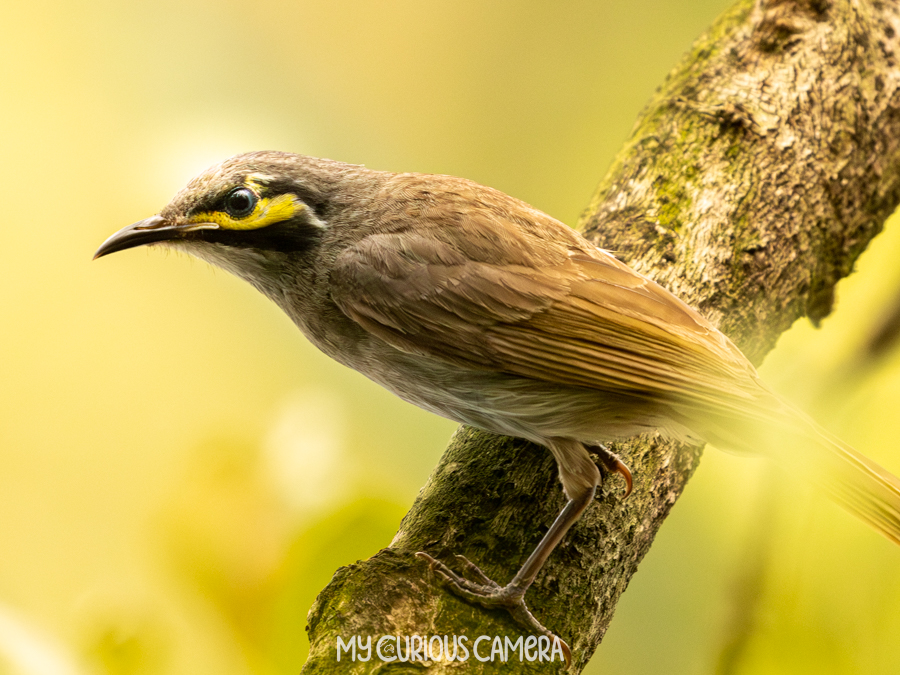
[95,151,900,660]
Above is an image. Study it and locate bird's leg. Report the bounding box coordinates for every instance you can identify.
[586,443,633,498]
[416,484,595,667]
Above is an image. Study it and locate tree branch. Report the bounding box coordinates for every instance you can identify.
[302,0,900,672]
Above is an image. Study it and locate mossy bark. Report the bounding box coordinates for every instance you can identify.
[302,0,900,672]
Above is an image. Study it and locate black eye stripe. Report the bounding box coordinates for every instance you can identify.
[224,187,258,218]
[202,216,323,253]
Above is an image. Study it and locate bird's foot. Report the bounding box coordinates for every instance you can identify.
[587,443,633,498]
[415,552,572,667]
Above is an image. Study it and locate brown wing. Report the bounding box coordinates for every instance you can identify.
[329,207,763,416]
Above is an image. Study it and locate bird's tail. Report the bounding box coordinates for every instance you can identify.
[686,393,900,546]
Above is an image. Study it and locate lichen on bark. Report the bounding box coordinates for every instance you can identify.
[302,1,900,672]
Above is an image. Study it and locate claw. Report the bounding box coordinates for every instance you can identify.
[613,459,633,498]
[415,551,436,568]
[415,551,572,668]
[589,444,633,498]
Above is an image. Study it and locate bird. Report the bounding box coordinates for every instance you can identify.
[95,150,900,660]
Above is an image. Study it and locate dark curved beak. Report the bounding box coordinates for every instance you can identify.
[93,216,217,260]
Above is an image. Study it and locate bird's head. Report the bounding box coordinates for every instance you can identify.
[94,151,374,266]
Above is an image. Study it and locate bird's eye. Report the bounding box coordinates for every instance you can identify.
[224,187,258,218]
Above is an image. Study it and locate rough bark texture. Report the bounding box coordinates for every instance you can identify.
[302,0,900,672]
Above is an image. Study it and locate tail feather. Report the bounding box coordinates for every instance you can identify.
[684,394,900,546]
[807,424,900,545]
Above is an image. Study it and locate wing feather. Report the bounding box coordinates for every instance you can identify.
[330,210,763,416]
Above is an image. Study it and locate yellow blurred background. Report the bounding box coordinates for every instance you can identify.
[3,1,900,673]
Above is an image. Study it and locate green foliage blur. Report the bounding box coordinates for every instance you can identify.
[2,1,900,673]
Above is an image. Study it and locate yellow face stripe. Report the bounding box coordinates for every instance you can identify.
[188,192,304,231]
